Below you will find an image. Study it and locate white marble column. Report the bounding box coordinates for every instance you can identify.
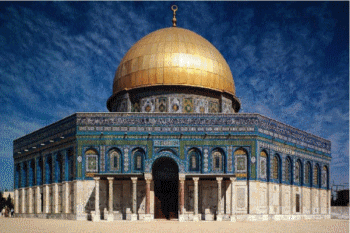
[230,177,236,222]
[28,187,33,214]
[107,177,114,222]
[14,189,19,214]
[131,177,138,221]
[193,177,199,221]
[21,188,25,214]
[63,182,69,213]
[53,183,59,214]
[92,177,100,222]
[35,186,41,214]
[178,174,186,222]
[44,184,50,214]
[216,177,223,221]
[144,173,153,221]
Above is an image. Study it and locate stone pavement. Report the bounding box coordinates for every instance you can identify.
[0,218,348,233]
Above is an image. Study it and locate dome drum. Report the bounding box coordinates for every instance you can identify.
[107,86,240,113]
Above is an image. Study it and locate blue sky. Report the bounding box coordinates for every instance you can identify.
[0,2,348,191]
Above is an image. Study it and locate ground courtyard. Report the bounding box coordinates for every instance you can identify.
[0,218,348,233]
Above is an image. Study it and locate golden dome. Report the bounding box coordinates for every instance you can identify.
[112,27,235,96]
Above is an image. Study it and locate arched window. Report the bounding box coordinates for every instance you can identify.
[305,162,311,186]
[313,164,320,187]
[295,160,301,185]
[285,157,292,184]
[133,149,145,171]
[188,149,200,172]
[212,149,224,172]
[234,148,247,173]
[260,151,268,179]
[109,149,121,171]
[272,155,280,181]
[85,149,98,173]
[322,166,328,188]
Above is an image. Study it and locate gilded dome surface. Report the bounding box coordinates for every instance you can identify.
[113,27,235,96]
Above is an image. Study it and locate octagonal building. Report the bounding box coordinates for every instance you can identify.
[13,12,331,222]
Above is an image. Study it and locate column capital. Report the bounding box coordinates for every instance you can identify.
[216,177,223,182]
[144,173,152,181]
[179,174,186,181]
[93,177,100,181]
[131,177,138,183]
[230,177,236,182]
[107,177,114,181]
[193,177,199,182]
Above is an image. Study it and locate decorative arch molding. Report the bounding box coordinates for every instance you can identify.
[155,148,178,156]
[145,150,185,173]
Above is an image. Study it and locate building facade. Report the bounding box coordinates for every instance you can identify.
[13,16,331,222]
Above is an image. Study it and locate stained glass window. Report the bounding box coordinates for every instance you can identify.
[85,149,98,173]
[322,166,327,188]
[191,155,196,169]
[133,150,144,171]
[295,161,301,184]
[313,165,319,187]
[189,149,200,171]
[305,162,310,185]
[273,156,279,180]
[212,150,223,172]
[110,150,120,171]
[260,151,267,179]
[285,157,291,183]
[235,149,247,173]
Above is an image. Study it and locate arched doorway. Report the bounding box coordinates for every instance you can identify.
[152,157,179,219]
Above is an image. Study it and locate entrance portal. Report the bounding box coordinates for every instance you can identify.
[152,157,179,219]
